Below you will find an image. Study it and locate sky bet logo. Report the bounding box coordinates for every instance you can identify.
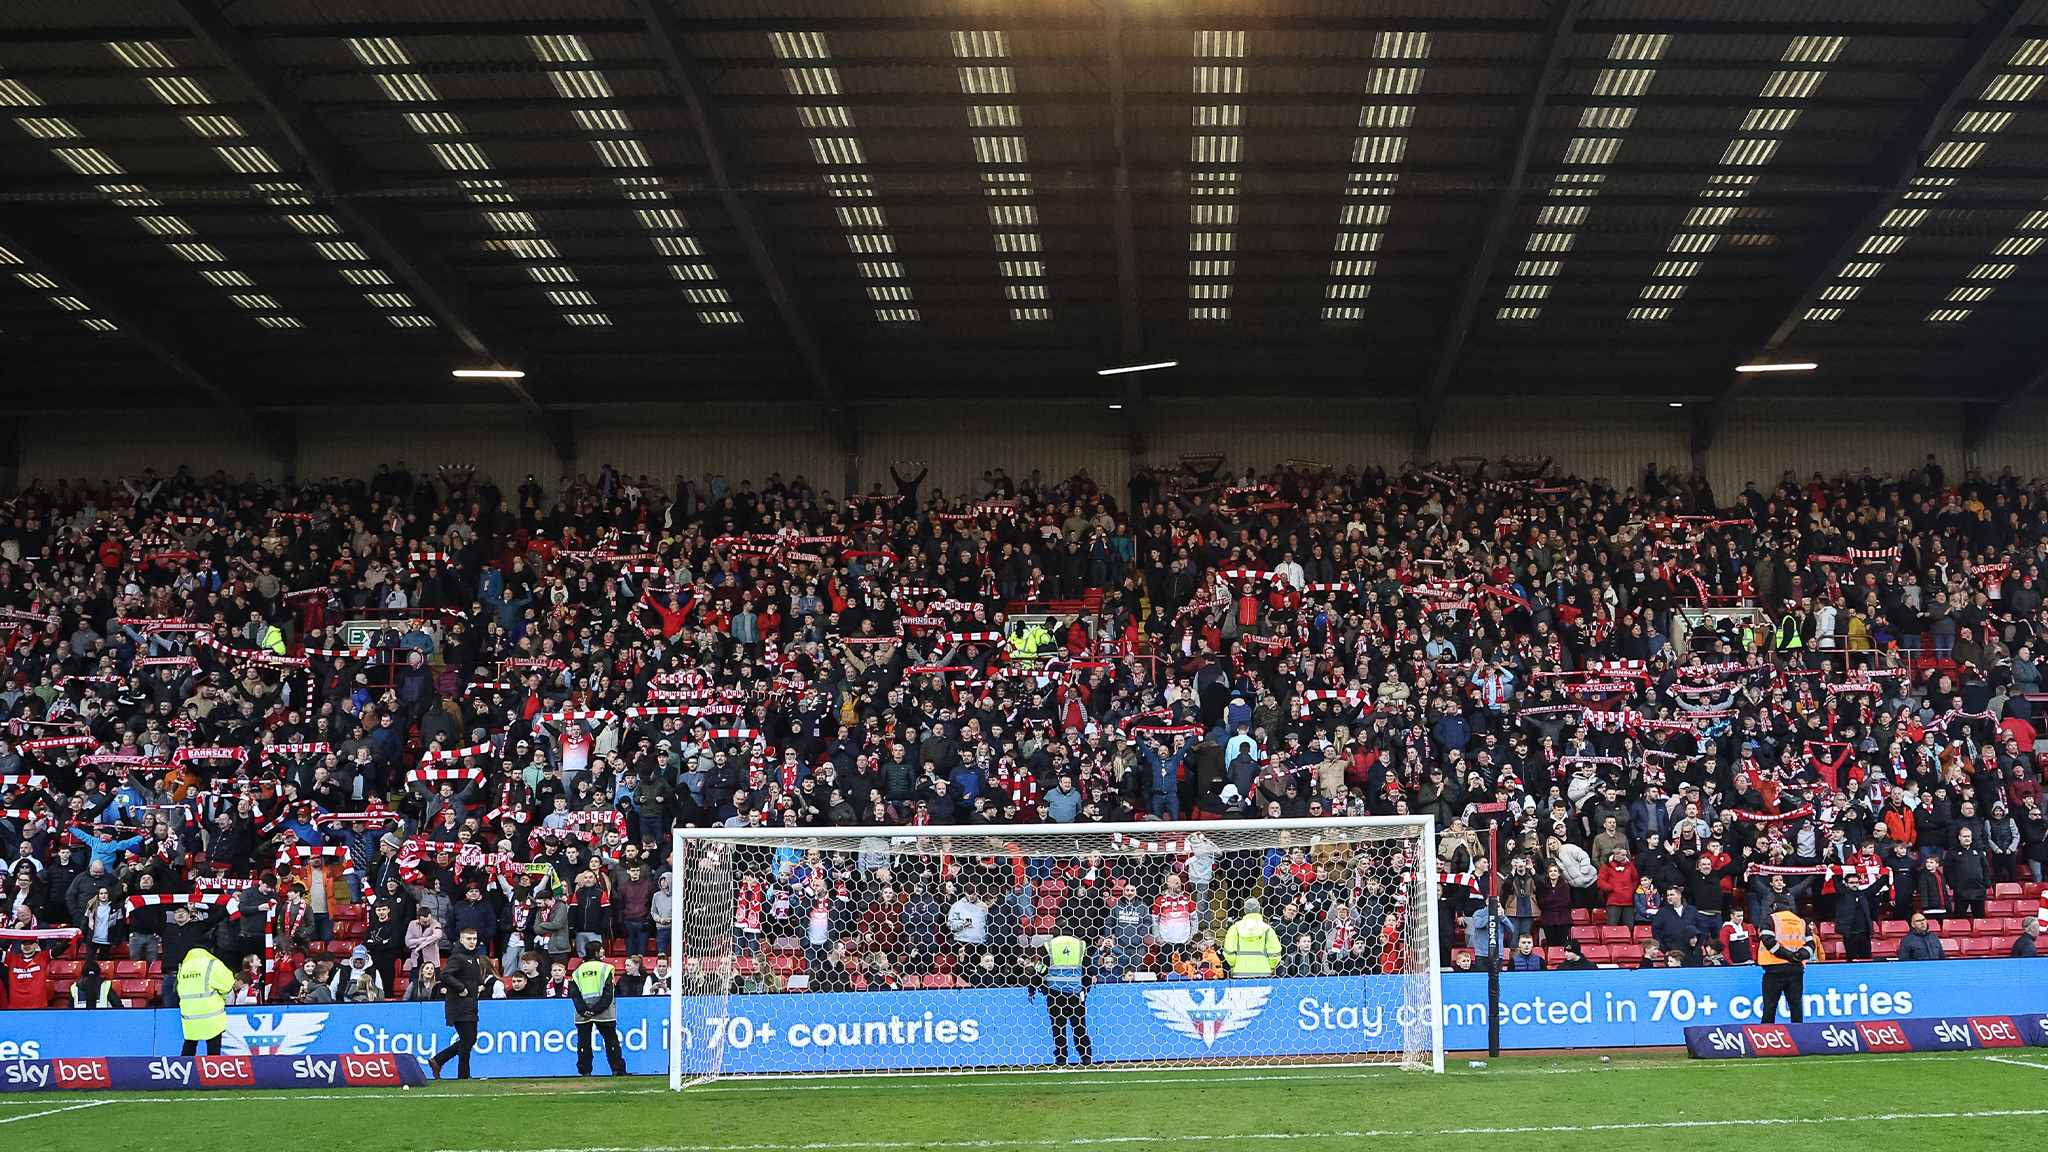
[1969,1017,2024,1047]
[1742,1025,1797,1055]
[145,1056,254,1086]
[1818,1025,1864,1052]
[1855,1022,1911,1052]
[1,1059,107,1089]
[1703,1029,1748,1056]
[286,1055,405,1086]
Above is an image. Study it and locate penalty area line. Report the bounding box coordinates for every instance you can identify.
[0,1101,111,1125]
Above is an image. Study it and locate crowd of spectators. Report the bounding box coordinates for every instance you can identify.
[0,451,2046,1011]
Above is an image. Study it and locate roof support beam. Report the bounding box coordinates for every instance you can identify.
[630,0,859,470]
[0,203,296,467]
[1412,0,1589,459]
[165,0,575,465]
[1106,0,1146,459]
[1694,0,2032,457]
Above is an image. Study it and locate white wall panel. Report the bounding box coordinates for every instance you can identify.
[1432,400,1690,492]
[296,407,554,490]
[857,403,1127,505]
[21,401,2038,508]
[576,405,840,499]
[1969,399,2048,481]
[18,412,278,484]
[1708,401,1962,500]
[1147,401,1407,487]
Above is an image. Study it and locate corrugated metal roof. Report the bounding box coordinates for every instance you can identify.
[0,0,2041,410]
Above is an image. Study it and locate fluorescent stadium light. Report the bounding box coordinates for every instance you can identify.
[1108,403,1124,409]
[1669,402,1684,407]
[1096,360,1179,376]
[452,368,526,379]
[1734,361,1817,374]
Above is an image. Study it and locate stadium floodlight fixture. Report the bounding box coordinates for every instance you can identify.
[452,368,527,379]
[1096,360,1178,376]
[1669,402,1684,407]
[1108,403,1124,409]
[1733,361,1817,374]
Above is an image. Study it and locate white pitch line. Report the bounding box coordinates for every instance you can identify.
[0,1050,2018,1109]
[423,1108,2048,1152]
[0,1101,110,1125]
[692,1065,1392,1082]
[1985,1056,2048,1072]
[687,1050,2003,1092]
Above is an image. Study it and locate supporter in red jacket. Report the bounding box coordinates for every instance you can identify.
[3,939,51,1010]
[1596,848,1640,927]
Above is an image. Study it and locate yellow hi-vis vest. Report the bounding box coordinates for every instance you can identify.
[1777,614,1803,650]
[1222,914,1281,976]
[573,959,617,1020]
[177,949,234,1040]
[1044,935,1086,992]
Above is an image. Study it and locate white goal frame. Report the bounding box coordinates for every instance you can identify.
[669,815,1444,1087]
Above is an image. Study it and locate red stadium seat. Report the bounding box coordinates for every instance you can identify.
[1879,920,1907,936]
[1988,899,2016,916]
[1570,908,1591,924]
[1570,925,1599,943]
[1993,883,2026,899]
[114,979,156,1001]
[1598,925,1632,944]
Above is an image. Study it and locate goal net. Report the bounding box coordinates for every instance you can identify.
[669,817,1443,1084]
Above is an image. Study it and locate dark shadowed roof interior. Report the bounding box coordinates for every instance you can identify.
[3,0,2047,459]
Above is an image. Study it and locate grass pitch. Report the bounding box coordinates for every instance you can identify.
[7,1050,2048,1152]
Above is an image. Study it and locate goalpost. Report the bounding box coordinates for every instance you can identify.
[669,816,1444,1085]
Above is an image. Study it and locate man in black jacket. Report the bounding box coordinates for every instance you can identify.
[1944,827,1991,919]
[430,927,483,1080]
[159,902,222,1009]
[364,901,406,993]
[231,876,275,969]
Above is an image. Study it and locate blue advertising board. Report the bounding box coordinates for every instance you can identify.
[0,959,2039,1077]
[1684,1014,2048,1059]
[0,1053,425,1093]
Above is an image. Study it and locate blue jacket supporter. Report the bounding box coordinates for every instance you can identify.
[67,826,144,869]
